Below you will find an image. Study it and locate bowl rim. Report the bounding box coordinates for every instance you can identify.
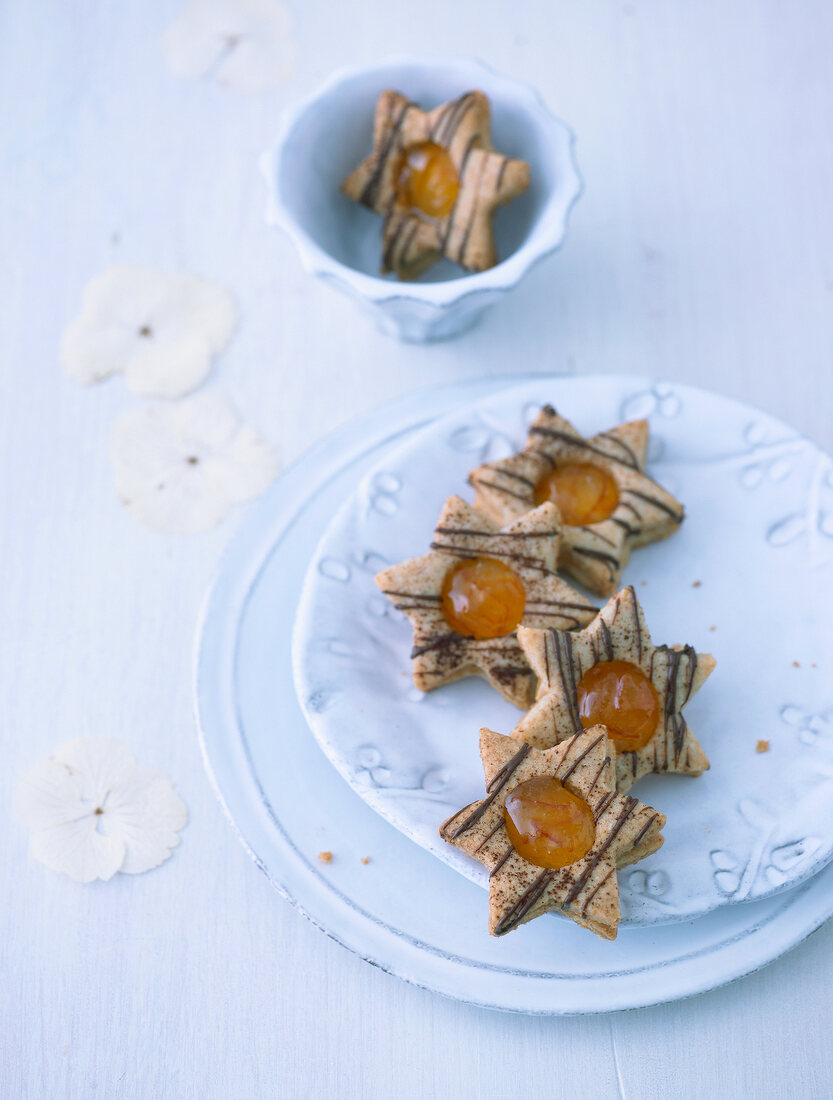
[262,54,583,308]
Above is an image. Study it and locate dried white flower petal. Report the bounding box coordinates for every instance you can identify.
[31,817,126,884]
[110,391,278,534]
[61,266,237,399]
[15,738,187,884]
[94,766,188,875]
[163,0,297,94]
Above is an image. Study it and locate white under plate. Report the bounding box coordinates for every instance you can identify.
[294,375,833,926]
[196,376,833,1013]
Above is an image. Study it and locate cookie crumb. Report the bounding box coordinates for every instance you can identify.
[692,580,701,588]
[709,625,716,632]
[361,856,371,865]
[793,661,800,668]
[812,663,817,668]
[640,580,647,586]
[756,740,770,753]
[318,851,333,863]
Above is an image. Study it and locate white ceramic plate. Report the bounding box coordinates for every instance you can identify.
[294,376,833,925]
[196,377,833,1014]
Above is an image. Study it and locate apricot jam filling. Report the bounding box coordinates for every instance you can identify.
[504,776,595,869]
[394,141,459,219]
[576,660,660,752]
[440,557,526,640]
[534,462,619,526]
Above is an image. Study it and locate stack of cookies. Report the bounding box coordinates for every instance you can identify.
[375,405,716,940]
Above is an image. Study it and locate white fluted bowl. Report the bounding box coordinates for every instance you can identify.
[262,56,582,342]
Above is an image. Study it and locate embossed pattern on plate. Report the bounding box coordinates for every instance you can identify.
[293,376,833,925]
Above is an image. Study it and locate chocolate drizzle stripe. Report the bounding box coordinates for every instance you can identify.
[360,99,414,208]
[527,448,557,469]
[470,478,531,503]
[660,644,696,759]
[489,468,537,489]
[594,791,616,820]
[494,869,555,935]
[619,488,684,522]
[525,612,591,628]
[456,148,492,264]
[417,640,527,667]
[441,132,481,250]
[439,803,474,839]
[435,91,476,146]
[382,216,408,272]
[397,220,422,270]
[600,619,614,659]
[629,811,659,850]
[381,590,441,601]
[554,630,582,731]
[580,866,615,915]
[473,818,505,853]
[490,665,535,686]
[429,543,556,574]
[681,646,697,703]
[457,201,481,265]
[587,756,612,795]
[674,715,688,760]
[578,526,617,547]
[529,426,633,469]
[559,732,605,782]
[596,430,640,469]
[610,517,642,537]
[410,633,460,658]
[448,743,532,840]
[563,796,638,906]
[486,741,532,793]
[489,846,515,878]
[524,600,597,613]
[628,586,642,664]
[572,546,620,572]
[428,101,454,141]
[495,156,509,193]
[433,526,558,540]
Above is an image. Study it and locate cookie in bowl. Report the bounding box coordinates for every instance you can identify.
[342,90,530,279]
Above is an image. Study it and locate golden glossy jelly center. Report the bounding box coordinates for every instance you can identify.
[440,557,526,640]
[504,776,595,869]
[534,462,619,526]
[395,141,460,219]
[577,659,660,752]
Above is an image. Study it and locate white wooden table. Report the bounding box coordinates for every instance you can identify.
[3,2,833,1096]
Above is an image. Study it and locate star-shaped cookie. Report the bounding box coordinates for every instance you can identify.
[468,405,684,596]
[341,90,530,278]
[513,585,716,791]
[375,495,597,709]
[440,727,665,940]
